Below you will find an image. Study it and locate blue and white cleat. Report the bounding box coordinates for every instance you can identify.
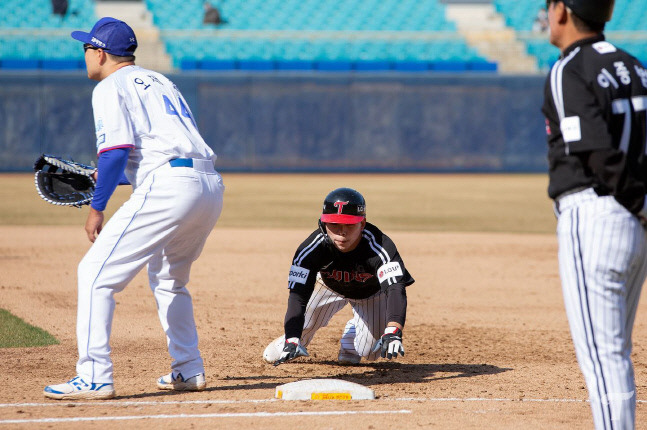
[157,372,206,391]
[44,376,115,400]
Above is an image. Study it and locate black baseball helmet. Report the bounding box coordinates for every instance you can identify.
[563,0,614,23]
[320,187,366,224]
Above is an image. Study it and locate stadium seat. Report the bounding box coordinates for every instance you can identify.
[1,0,497,71]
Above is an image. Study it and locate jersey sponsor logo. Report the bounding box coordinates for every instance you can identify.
[592,41,616,54]
[288,265,309,284]
[377,262,403,282]
[321,270,373,283]
[96,134,106,146]
[560,116,581,143]
[90,37,106,48]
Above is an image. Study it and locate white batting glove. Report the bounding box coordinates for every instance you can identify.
[273,337,309,366]
[372,327,404,359]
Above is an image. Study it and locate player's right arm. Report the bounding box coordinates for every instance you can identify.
[84,148,131,242]
[283,229,327,339]
[273,230,329,366]
[85,81,135,242]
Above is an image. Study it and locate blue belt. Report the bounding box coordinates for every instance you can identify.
[169,158,193,168]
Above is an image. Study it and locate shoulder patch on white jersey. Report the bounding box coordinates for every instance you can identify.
[377,262,403,283]
[560,116,582,143]
[288,265,310,284]
[592,41,616,54]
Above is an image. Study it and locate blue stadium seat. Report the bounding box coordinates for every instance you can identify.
[495,0,647,66]
[1,0,497,71]
[0,0,95,69]
[147,0,484,69]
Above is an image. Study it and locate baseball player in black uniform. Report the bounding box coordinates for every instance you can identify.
[263,187,414,366]
[543,1,647,428]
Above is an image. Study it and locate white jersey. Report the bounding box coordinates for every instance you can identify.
[91,65,216,189]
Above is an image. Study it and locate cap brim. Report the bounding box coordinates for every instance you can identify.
[320,214,365,224]
[71,30,93,44]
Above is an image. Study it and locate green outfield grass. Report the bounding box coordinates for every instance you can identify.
[0,172,556,234]
[0,309,58,348]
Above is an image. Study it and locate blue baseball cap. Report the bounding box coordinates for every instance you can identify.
[71,17,137,56]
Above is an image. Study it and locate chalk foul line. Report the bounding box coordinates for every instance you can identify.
[0,410,411,425]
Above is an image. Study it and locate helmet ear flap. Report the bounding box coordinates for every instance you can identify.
[318,219,327,237]
[318,219,332,246]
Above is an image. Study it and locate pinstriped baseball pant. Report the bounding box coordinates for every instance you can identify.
[556,188,647,430]
[300,276,387,360]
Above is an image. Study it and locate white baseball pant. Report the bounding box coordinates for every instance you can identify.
[75,160,224,383]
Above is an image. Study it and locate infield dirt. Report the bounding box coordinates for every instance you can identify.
[2,173,647,429]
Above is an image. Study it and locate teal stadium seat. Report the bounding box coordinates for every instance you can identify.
[147,0,489,71]
[493,0,647,71]
[1,0,495,71]
[0,0,96,68]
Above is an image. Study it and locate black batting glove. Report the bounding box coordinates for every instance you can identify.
[273,337,309,366]
[372,327,404,359]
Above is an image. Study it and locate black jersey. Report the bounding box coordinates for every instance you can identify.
[288,222,414,300]
[542,34,647,213]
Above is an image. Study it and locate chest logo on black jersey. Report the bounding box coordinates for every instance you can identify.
[321,270,373,283]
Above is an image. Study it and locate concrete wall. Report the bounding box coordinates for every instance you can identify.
[0,71,548,172]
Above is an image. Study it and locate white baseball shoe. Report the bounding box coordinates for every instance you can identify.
[263,335,285,363]
[157,372,206,391]
[43,375,115,400]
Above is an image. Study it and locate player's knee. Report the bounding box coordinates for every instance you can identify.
[77,256,95,285]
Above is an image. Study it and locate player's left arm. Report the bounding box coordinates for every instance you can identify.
[372,283,407,359]
[371,231,413,359]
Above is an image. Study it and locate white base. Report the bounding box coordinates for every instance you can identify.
[275,378,375,400]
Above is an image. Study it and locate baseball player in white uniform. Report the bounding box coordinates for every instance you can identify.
[43,17,225,400]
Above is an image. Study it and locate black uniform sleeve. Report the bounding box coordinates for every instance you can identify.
[363,225,412,326]
[282,229,329,339]
[364,225,415,291]
[284,288,313,339]
[559,66,613,154]
[385,283,407,326]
